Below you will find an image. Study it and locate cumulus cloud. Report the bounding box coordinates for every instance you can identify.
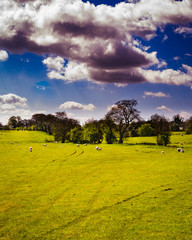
[59,101,96,111]
[143,91,170,98]
[0,93,31,123]
[156,105,172,112]
[0,0,192,85]
[0,50,8,61]
[180,111,192,120]
[43,56,89,82]
[0,93,27,107]
[138,64,192,87]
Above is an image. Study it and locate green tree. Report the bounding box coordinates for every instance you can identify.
[101,116,117,144]
[138,123,154,137]
[52,112,80,143]
[185,116,192,134]
[83,119,103,144]
[69,126,83,143]
[106,99,140,143]
[171,114,184,131]
[8,116,21,129]
[150,114,171,146]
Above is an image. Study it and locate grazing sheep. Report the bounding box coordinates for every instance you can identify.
[29,147,32,152]
[11,142,13,144]
[77,144,80,147]
[177,148,184,153]
[96,146,102,151]
[83,144,87,146]
[43,144,47,147]
[161,151,164,154]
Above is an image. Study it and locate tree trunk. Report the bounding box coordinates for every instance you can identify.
[119,132,124,143]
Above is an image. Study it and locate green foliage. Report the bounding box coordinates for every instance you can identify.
[138,123,154,137]
[83,120,103,143]
[130,128,138,137]
[185,123,192,134]
[150,114,171,146]
[157,132,171,146]
[69,126,83,143]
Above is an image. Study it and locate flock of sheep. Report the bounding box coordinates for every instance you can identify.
[29,144,184,153]
[28,143,102,152]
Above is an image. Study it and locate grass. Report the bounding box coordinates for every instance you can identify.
[0,130,192,239]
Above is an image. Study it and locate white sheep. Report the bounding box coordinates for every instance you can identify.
[177,148,184,153]
[96,146,102,151]
[161,151,164,154]
[83,144,87,146]
[77,144,80,147]
[43,144,47,147]
[29,147,32,152]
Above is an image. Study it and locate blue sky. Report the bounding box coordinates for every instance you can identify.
[0,0,192,124]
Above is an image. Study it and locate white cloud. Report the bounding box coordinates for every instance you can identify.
[0,93,27,107]
[0,50,8,61]
[143,91,170,98]
[59,101,96,111]
[43,56,89,82]
[0,93,30,124]
[42,56,65,72]
[175,26,192,36]
[0,0,192,86]
[107,104,118,112]
[114,83,128,88]
[156,105,172,112]
[185,53,192,57]
[173,56,180,61]
[180,111,192,120]
[162,34,168,42]
[138,64,192,87]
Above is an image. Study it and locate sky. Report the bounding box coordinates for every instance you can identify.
[0,0,192,125]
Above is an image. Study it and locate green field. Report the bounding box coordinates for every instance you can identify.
[0,131,192,239]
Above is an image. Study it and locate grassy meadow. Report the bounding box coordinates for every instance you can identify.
[0,130,192,239]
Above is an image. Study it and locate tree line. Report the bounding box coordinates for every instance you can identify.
[1,99,192,146]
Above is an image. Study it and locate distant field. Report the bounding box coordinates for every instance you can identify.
[0,131,192,239]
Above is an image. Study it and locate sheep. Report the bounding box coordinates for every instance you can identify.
[177,148,184,153]
[43,144,47,147]
[83,144,87,146]
[77,144,80,147]
[161,151,164,154]
[96,146,102,151]
[29,147,32,152]
[11,142,13,144]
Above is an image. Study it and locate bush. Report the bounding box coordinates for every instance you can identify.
[157,132,170,146]
[138,123,154,137]
[185,123,192,134]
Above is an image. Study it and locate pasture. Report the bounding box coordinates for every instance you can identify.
[0,131,192,239]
